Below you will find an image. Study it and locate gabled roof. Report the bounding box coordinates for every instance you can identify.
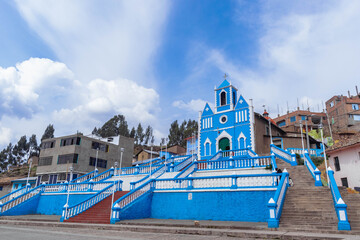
[235,95,249,109]
[217,79,230,89]
[201,103,214,117]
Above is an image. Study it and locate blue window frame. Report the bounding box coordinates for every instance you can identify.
[278,121,286,127]
[290,116,296,122]
[352,104,359,110]
[301,115,306,121]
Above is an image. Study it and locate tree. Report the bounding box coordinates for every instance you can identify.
[168,120,180,146]
[144,125,154,145]
[168,119,198,147]
[29,134,40,157]
[92,127,99,136]
[12,135,29,165]
[136,123,144,145]
[96,114,130,138]
[41,124,55,141]
[129,127,136,138]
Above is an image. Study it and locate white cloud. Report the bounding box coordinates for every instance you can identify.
[189,1,360,116]
[14,0,170,85]
[173,99,211,113]
[0,126,12,146]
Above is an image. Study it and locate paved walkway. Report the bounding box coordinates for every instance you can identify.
[0,215,359,239]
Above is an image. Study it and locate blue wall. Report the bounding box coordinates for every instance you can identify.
[151,191,274,222]
[2,195,40,216]
[37,193,93,215]
[117,192,153,221]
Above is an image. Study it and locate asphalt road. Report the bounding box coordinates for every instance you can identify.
[0,224,250,240]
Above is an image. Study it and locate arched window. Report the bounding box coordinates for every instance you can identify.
[220,91,226,106]
[205,142,210,156]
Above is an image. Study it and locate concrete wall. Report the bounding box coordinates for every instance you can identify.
[0,184,12,198]
[151,190,274,222]
[329,145,360,189]
[37,134,134,181]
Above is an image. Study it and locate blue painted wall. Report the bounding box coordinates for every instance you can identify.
[117,192,153,221]
[2,195,40,216]
[151,191,274,222]
[37,193,93,215]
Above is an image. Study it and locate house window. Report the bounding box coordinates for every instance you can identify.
[265,125,269,135]
[92,142,109,152]
[330,101,334,107]
[89,157,107,168]
[0,186,3,191]
[290,116,296,122]
[60,137,81,147]
[58,154,78,164]
[334,156,340,171]
[278,121,286,127]
[341,178,348,188]
[301,115,306,121]
[354,115,360,121]
[220,91,226,106]
[39,156,53,166]
[41,141,55,149]
[352,104,359,110]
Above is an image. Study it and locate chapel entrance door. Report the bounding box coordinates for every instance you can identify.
[219,137,230,151]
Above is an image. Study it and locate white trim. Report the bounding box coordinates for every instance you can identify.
[219,115,228,124]
[216,130,232,151]
[235,111,238,123]
[204,138,212,156]
[153,188,277,193]
[237,132,246,149]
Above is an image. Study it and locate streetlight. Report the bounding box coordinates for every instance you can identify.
[299,120,305,156]
[111,161,118,219]
[64,166,73,219]
[119,148,124,176]
[311,115,329,186]
[150,145,153,178]
[26,157,33,190]
[94,147,99,172]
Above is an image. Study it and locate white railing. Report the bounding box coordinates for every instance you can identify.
[71,170,97,183]
[270,144,297,166]
[87,168,114,182]
[60,180,122,222]
[174,161,196,178]
[0,185,43,214]
[130,165,166,190]
[172,155,196,172]
[155,174,279,191]
[208,151,222,161]
[197,157,271,171]
[0,187,28,204]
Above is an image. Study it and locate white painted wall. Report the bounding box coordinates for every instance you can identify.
[329,145,360,189]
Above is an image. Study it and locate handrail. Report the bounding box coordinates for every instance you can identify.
[155,173,281,191]
[130,165,166,190]
[171,155,195,172]
[327,168,351,230]
[42,182,113,193]
[0,184,43,214]
[0,186,27,204]
[286,148,323,157]
[267,171,289,228]
[174,160,197,178]
[197,156,271,171]
[111,179,154,224]
[87,168,114,182]
[303,152,322,186]
[71,169,97,183]
[208,151,222,161]
[60,180,122,222]
[220,148,253,158]
[270,144,297,166]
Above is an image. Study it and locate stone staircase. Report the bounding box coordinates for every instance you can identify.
[65,191,129,224]
[339,187,360,233]
[276,160,340,233]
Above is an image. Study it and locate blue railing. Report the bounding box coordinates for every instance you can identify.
[197,156,271,171]
[328,168,351,230]
[0,184,44,215]
[170,155,195,172]
[130,165,166,190]
[270,144,297,166]
[71,169,98,183]
[111,179,154,224]
[267,171,289,228]
[155,173,280,191]
[60,180,122,222]
[303,152,322,186]
[286,148,323,157]
[86,168,114,182]
[0,186,28,204]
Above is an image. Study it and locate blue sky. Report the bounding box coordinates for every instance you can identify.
[1,0,360,147]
